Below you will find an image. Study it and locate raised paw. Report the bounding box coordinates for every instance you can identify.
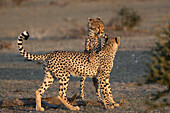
[36,106,44,111]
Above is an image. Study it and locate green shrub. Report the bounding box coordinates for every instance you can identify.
[146,24,170,86]
[145,24,170,111]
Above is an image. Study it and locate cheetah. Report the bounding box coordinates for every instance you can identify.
[84,17,104,54]
[17,31,120,111]
[80,17,107,102]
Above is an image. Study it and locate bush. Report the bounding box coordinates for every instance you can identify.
[145,24,170,111]
[119,7,141,30]
[106,7,141,31]
[146,24,170,87]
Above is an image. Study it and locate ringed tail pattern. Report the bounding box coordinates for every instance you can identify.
[17,31,46,61]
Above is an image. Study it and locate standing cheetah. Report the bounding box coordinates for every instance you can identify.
[17,31,120,111]
[80,17,106,102]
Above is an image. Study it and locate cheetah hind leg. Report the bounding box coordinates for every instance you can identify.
[36,91,45,111]
[106,78,119,107]
[58,74,80,110]
[36,68,54,111]
[58,96,80,110]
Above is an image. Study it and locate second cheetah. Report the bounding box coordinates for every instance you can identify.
[80,17,105,101]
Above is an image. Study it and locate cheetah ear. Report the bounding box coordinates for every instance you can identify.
[97,17,101,20]
[115,37,120,45]
[88,18,92,22]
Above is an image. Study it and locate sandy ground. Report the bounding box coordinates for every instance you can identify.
[0,0,170,112]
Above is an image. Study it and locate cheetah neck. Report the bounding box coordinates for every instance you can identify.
[101,45,119,60]
[110,48,118,60]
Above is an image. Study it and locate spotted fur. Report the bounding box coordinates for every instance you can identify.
[17,31,120,111]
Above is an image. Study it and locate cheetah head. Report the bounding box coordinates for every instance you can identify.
[88,17,104,37]
[105,36,120,52]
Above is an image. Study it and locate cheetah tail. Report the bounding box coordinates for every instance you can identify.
[17,31,45,61]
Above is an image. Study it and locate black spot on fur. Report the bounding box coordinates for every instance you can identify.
[18,43,22,45]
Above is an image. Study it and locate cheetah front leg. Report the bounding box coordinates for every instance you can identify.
[36,67,54,111]
[99,76,113,109]
[106,77,119,107]
[80,77,86,100]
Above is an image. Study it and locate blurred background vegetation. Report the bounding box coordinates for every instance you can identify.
[0,0,25,7]
[106,7,141,31]
[145,23,170,111]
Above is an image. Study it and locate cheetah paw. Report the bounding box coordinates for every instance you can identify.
[36,107,44,111]
[106,105,114,109]
[70,106,80,110]
[113,103,120,107]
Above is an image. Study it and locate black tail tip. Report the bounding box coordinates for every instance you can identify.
[21,31,29,40]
